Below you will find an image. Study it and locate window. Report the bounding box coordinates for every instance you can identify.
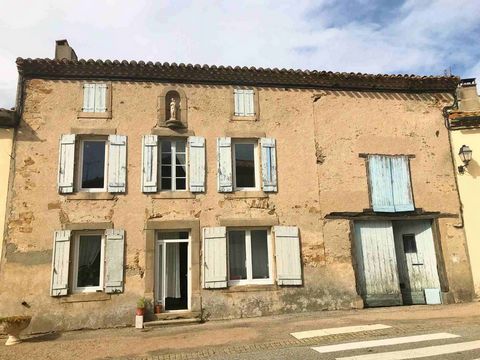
[232,140,259,191]
[227,229,272,285]
[402,233,423,265]
[83,83,108,113]
[58,134,127,194]
[367,155,414,212]
[72,232,105,293]
[78,139,108,192]
[160,139,187,191]
[234,89,255,117]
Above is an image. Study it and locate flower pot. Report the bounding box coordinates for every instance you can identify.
[135,308,145,316]
[154,304,163,314]
[0,316,31,346]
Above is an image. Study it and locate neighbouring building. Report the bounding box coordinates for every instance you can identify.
[0,109,16,268]
[447,78,480,297]
[0,40,474,333]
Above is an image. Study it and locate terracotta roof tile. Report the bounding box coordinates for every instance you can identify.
[16,57,460,92]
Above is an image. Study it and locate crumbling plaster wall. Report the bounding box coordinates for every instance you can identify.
[0,80,472,332]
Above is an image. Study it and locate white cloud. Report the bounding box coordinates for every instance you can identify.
[0,0,479,108]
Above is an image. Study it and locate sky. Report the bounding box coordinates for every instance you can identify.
[0,0,479,108]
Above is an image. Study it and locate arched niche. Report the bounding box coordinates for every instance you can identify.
[157,87,188,129]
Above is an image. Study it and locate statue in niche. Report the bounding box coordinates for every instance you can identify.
[169,98,177,120]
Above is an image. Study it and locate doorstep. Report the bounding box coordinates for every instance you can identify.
[144,311,203,328]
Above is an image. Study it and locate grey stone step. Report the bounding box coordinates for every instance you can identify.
[152,311,202,321]
[144,317,202,327]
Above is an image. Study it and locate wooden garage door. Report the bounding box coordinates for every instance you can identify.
[354,221,402,307]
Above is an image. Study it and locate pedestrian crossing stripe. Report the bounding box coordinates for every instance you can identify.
[291,324,391,339]
[311,332,459,353]
[336,339,480,360]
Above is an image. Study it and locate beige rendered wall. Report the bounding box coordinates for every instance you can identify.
[450,129,480,296]
[0,128,13,266]
[0,79,474,332]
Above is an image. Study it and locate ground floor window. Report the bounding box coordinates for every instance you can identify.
[72,232,105,293]
[228,228,272,285]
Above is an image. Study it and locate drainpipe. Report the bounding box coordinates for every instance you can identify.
[443,90,465,228]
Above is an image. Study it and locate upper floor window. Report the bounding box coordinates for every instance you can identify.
[367,155,414,212]
[232,140,259,191]
[83,83,108,113]
[141,135,205,194]
[58,134,127,194]
[233,89,255,117]
[160,139,187,191]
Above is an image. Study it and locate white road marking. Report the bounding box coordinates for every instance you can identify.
[290,324,391,340]
[311,333,459,353]
[337,339,480,360]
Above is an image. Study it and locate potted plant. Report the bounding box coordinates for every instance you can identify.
[0,316,32,345]
[136,297,146,316]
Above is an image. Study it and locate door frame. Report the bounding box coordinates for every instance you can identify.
[154,231,191,312]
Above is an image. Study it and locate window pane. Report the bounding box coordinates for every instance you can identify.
[176,178,186,190]
[161,153,172,165]
[81,141,105,189]
[77,235,102,287]
[176,154,186,165]
[161,141,171,153]
[161,165,172,177]
[229,231,247,280]
[159,231,189,240]
[161,177,171,190]
[251,230,269,279]
[403,234,417,253]
[176,141,186,153]
[235,143,255,188]
[176,165,186,177]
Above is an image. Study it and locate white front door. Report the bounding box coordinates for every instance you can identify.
[155,231,191,311]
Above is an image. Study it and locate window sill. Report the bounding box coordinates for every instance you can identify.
[60,292,111,303]
[222,284,278,293]
[150,191,196,199]
[66,193,116,200]
[231,115,257,121]
[77,111,112,119]
[225,191,268,199]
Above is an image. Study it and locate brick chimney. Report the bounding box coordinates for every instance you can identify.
[55,39,77,61]
[457,78,480,111]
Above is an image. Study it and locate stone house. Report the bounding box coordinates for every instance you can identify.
[447,78,480,297]
[0,40,474,332]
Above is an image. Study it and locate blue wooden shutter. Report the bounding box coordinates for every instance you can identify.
[51,230,71,296]
[83,84,95,112]
[188,136,206,192]
[274,226,302,285]
[391,156,414,211]
[105,229,125,293]
[368,155,395,212]
[217,137,233,192]
[260,138,277,192]
[107,135,127,193]
[244,89,255,116]
[58,134,76,194]
[234,89,244,116]
[141,135,158,192]
[94,84,108,112]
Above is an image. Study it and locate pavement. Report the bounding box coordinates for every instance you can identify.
[2,302,480,359]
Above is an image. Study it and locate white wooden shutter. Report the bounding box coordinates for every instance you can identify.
[94,83,108,112]
[274,226,302,286]
[217,137,233,192]
[368,155,395,212]
[234,89,244,116]
[58,134,76,194]
[188,136,206,192]
[391,156,414,211]
[203,227,228,289]
[83,83,95,112]
[51,230,71,296]
[142,135,158,192]
[105,229,125,293]
[244,89,255,116]
[260,138,277,192]
[107,135,127,193]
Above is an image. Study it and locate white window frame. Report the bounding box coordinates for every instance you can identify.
[233,89,255,117]
[78,138,109,193]
[232,140,260,191]
[72,231,105,293]
[227,228,273,286]
[159,138,189,192]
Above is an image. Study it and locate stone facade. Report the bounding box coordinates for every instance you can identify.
[0,49,475,332]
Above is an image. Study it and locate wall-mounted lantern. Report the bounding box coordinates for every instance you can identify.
[458,145,473,174]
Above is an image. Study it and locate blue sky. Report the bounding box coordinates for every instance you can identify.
[0,0,479,108]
